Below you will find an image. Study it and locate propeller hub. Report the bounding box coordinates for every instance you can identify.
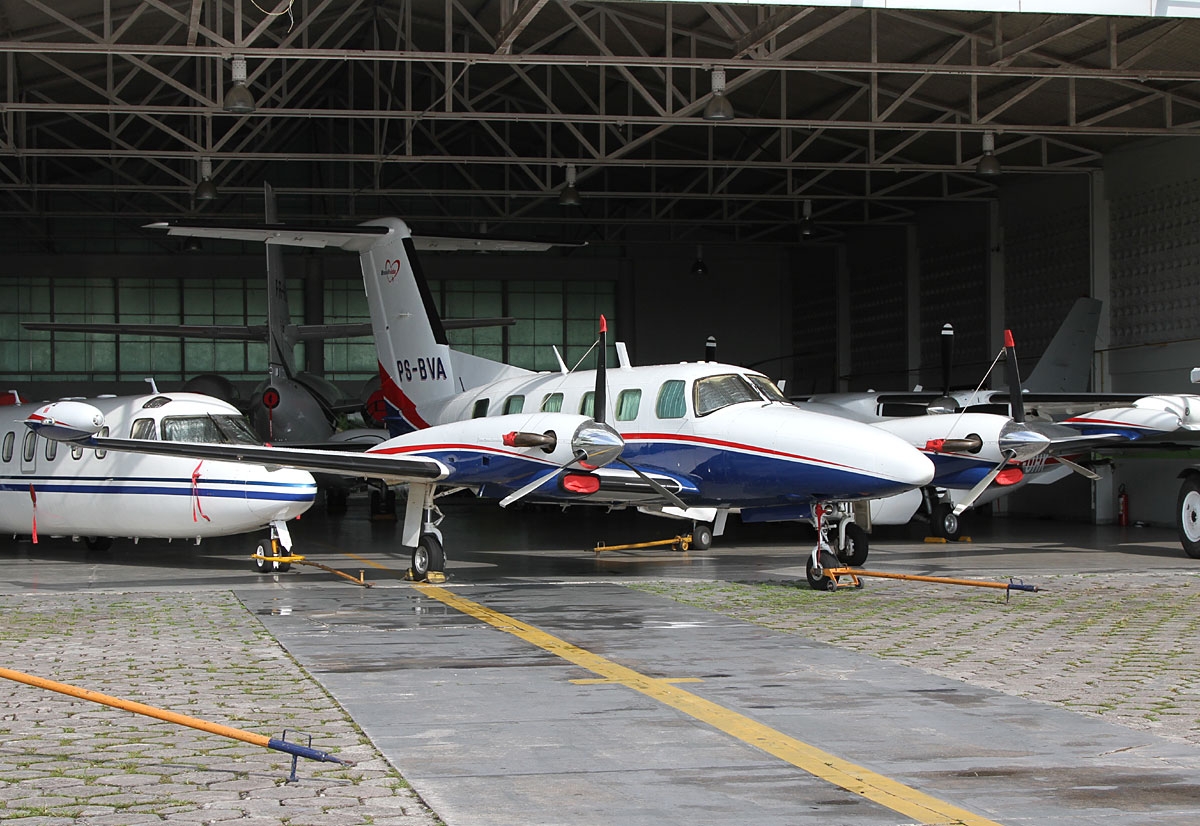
[997,420,1051,462]
[571,421,624,469]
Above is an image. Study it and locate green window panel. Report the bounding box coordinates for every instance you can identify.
[215,341,248,373]
[184,341,216,373]
[656,380,687,419]
[615,389,641,421]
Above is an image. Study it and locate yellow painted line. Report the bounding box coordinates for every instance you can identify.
[570,677,703,685]
[416,583,1004,826]
[339,551,391,571]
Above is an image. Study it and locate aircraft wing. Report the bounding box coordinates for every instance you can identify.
[22,322,270,340]
[70,436,448,485]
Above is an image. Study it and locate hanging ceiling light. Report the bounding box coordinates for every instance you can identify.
[977,131,1001,176]
[194,158,218,201]
[559,164,582,207]
[799,200,814,238]
[702,68,734,122]
[224,55,256,114]
[691,244,708,276]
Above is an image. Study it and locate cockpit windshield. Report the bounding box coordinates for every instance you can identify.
[161,415,261,445]
[693,374,762,416]
[747,374,790,404]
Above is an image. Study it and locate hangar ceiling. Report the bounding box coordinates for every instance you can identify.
[2,1,1200,251]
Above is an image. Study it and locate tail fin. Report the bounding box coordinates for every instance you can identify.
[1025,297,1102,392]
[144,214,529,434]
[357,219,529,433]
[263,182,294,377]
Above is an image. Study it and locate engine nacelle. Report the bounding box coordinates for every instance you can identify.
[1134,395,1200,430]
[23,401,106,441]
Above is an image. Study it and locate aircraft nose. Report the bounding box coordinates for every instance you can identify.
[245,467,318,521]
[879,434,937,488]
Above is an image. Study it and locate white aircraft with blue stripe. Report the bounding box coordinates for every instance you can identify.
[5,391,316,563]
[26,217,950,581]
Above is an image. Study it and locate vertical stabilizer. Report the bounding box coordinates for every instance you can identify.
[1025,297,1102,392]
[357,218,529,433]
[263,182,294,376]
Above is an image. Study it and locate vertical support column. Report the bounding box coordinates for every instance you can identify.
[1091,169,1116,525]
[905,224,920,391]
[986,199,1005,373]
[836,244,850,392]
[304,255,324,376]
[1090,170,1113,392]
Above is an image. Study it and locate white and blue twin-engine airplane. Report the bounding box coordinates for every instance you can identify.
[26,217,957,580]
[26,217,1193,581]
[4,391,316,565]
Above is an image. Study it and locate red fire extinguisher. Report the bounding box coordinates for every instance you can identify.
[1118,484,1130,527]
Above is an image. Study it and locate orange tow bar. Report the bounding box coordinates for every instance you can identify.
[820,567,1039,599]
[0,666,352,781]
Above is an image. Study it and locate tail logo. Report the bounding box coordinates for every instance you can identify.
[382,259,402,282]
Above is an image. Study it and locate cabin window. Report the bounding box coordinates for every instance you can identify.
[71,444,82,460]
[656,381,687,419]
[130,418,158,440]
[540,393,563,412]
[45,439,57,462]
[694,374,760,417]
[95,427,109,459]
[579,391,594,418]
[472,399,489,418]
[747,374,789,403]
[2,431,12,463]
[615,389,641,421]
[162,415,259,445]
[503,395,525,415]
[22,431,37,463]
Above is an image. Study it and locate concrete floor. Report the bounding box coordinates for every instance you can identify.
[3,499,1200,825]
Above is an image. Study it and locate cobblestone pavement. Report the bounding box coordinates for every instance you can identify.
[6,571,1200,824]
[635,571,1200,746]
[0,591,441,826]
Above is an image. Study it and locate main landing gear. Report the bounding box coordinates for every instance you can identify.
[403,484,447,582]
[805,503,869,591]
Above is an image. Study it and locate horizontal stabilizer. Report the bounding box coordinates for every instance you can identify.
[146,221,582,253]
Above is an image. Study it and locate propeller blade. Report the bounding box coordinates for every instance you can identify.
[940,323,954,397]
[594,315,608,425]
[616,458,689,510]
[1003,329,1025,424]
[951,446,1029,516]
[499,463,572,508]
[1053,454,1102,481]
[951,460,1009,516]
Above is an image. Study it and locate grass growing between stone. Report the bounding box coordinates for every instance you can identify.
[0,591,443,825]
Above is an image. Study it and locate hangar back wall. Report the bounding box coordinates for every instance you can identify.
[4,135,1200,413]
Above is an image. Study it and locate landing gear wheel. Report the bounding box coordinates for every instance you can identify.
[411,534,446,581]
[84,536,113,552]
[1178,476,1200,559]
[931,502,964,541]
[806,548,842,592]
[838,523,868,566]
[253,541,290,573]
[254,541,272,574]
[691,524,713,551]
